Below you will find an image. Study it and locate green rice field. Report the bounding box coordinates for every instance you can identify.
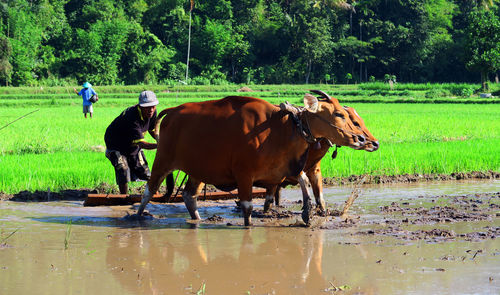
[0,84,499,193]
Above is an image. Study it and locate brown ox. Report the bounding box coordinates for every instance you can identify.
[137,93,367,225]
[270,92,379,214]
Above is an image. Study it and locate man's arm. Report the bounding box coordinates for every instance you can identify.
[132,135,157,150]
[136,141,157,150]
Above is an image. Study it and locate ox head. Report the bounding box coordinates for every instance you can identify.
[343,106,379,152]
[302,90,367,150]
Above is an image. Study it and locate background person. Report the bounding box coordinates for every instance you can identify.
[104,90,159,194]
[74,82,97,118]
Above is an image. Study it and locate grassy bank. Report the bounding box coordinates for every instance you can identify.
[1,83,499,106]
[0,85,499,193]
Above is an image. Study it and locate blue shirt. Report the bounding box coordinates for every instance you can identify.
[78,87,97,106]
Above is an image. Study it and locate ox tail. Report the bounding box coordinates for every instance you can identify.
[154,108,170,141]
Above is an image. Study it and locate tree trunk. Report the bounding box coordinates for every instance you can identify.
[185,10,193,83]
[305,60,312,84]
[359,21,362,82]
[481,71,489,92]
[231,58,235,82]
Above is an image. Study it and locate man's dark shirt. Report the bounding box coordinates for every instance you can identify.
[104,105,157,156]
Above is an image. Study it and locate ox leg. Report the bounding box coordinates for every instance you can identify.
[137,166,173,216]
[138,175,169,216]
[137,184,154,216]
[182,177,203,220]
[306,165,326,213]
[298,171,313,226]
[274,186,282,207]
[241,199,253,226]
[263,186,277,213]
[237,180,254,226]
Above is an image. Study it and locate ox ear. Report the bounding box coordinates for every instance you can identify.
[303,94,319,113]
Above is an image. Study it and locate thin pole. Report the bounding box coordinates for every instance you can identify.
[185,1,194,83]
[168,173,188,203]
[0,109,39,132]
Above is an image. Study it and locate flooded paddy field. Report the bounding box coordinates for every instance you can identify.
[1,180,499,295]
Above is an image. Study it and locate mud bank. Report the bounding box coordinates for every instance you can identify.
[208,191,500,243]
[323,170,499,185]
[2,170,499,202]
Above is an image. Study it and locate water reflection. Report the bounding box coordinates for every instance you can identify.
[105,228,327,294]
[1,180,498,294]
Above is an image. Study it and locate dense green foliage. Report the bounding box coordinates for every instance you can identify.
[465,8,500,91]
[0,0,499,87]
[0,85,499,193]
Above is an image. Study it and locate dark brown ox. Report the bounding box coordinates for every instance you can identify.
[270,93,379,215]
[137,93,366,225]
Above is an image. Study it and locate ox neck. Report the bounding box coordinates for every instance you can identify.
[278,101,318,144]
[298,111,317,144]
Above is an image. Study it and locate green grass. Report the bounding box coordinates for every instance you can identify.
[323,139,500,177]
[0,82,499,109]
[0,85,499,193]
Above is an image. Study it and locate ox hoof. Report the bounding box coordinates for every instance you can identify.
[264,198,273,212]
[124,212,153,221]
[301,213,312,226]
[189,210,201,220]
[301,206,313,226]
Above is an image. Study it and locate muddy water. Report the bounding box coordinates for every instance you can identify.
[1,180,499,295]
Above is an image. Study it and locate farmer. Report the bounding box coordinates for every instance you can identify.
[104,90,159,194]
[73,82,97,118]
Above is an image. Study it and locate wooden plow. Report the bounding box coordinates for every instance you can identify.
[83,188,267,207]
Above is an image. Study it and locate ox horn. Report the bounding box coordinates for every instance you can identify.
[309,89,331,101]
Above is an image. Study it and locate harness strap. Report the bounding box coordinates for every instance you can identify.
[280,102,316,144]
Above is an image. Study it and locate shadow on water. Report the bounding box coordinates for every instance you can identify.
[26,202,282,230]
[29,215,205,230]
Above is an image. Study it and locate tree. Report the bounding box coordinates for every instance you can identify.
[300,16,334,84]
[465,9,500,92]
[0,34,12,85]
[333,35,374,83]
[119,23,175,84]
[2,1,45,86]
[345,72,352,84]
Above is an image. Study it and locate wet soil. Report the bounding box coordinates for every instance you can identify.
[1,176,499,244]
[156,190,500,244]
[323,170,499,186]
[352,192,500,243]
